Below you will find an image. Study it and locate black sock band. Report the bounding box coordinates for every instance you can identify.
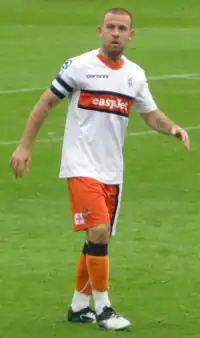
[87,241,108,256]
[82,242,88,255]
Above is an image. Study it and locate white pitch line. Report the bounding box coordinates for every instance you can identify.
[149,73,200,80]
[0,87,46,94]
[1,124,200,147]
[0,73,200,95]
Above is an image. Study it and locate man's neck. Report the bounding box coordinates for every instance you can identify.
[99,48,122,64]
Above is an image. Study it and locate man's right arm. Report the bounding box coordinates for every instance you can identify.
[10,57,77,178]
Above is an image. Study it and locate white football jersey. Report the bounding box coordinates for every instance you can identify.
[51,49,157,184]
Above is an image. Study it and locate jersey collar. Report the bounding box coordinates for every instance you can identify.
[97,53,124,70]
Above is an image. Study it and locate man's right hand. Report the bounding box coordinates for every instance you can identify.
[10,145,31,178]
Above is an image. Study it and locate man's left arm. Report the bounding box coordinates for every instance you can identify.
[133,70,190,151]
[140,109,190,150]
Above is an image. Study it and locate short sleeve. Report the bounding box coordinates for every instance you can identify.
[50,58,77,99]
[134,71,157,113]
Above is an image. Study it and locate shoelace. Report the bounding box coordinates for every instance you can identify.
[110,313,121,319]
[103,308,121,319]
[87,312,96,319]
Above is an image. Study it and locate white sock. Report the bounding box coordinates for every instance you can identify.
[93,290,111,315]
[71,290,91,312]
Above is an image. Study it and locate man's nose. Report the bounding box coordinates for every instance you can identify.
[112,27,120,36]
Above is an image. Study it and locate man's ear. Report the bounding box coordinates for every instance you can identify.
[97,25,102,37]
[129,29,134,40]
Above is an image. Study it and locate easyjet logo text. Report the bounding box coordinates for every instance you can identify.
[92,98,128,111]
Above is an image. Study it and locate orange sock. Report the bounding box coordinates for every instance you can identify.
[86,242,109,291]
[86,255,109,291]
[76,245,92,295]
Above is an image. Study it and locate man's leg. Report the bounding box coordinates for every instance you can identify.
[68,242,96,323]
[74,243,92,298]
[67,177,108,324]
[86,223,131,330]
[86,224,111,314]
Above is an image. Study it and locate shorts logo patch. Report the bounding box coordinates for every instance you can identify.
[74,213,85,225]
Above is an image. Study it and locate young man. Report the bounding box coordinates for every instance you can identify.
[10,8,189,331]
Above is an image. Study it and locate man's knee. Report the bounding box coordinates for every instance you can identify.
[87,224,110,244]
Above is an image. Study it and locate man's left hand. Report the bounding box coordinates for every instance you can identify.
[170,126,190,150]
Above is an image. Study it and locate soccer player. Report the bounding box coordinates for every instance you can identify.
[10,8,189,331]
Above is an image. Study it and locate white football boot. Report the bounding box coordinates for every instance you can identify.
[96,306,131,330]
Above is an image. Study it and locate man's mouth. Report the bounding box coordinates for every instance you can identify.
[111,41,120,46]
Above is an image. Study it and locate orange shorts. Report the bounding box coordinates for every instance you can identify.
[67,177,122,235]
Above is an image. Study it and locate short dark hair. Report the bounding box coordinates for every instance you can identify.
[102,8,133,27]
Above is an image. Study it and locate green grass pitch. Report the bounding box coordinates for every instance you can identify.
[0,0,200,337]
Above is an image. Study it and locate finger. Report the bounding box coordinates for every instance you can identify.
[10,158,20,177]
[170,127,176,136]
[10,157,16,169]
[180,131,190,150]
[26,157,31,172]
[14,162,21,178]
[17,161,25,178]
[183,135,190,150]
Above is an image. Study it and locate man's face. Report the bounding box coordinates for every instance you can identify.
[98,12,134,56]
